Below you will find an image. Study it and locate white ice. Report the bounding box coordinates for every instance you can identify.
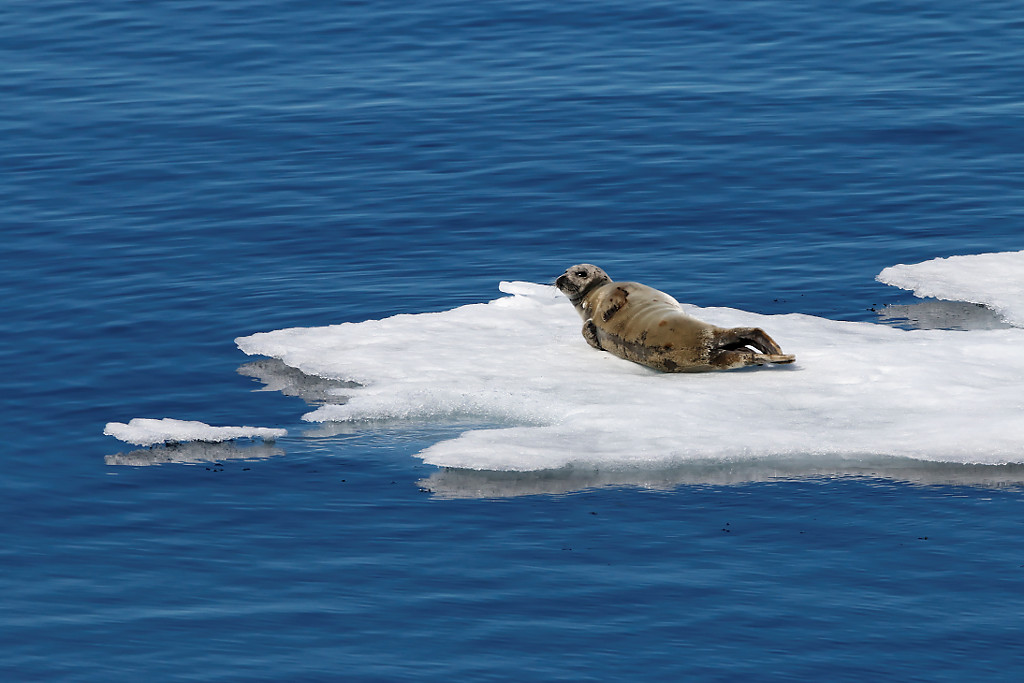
[878,251,1024,327]
[236,250,1024,473]
[104,418,287,447]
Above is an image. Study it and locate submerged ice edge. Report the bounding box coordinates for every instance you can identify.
[233,252,1024,473]
[419,458,1024,499]
[105,441,286,467]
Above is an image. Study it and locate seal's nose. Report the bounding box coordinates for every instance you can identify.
[554,273,568,290]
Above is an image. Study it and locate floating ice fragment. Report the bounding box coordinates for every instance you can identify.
[103,418,287,447]
[877,250,1024,327]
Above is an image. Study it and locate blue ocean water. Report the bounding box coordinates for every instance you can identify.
[3,0,1024,680]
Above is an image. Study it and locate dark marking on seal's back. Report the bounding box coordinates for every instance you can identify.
[602,287,629,322]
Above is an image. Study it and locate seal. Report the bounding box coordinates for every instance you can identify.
[555,264,795,372]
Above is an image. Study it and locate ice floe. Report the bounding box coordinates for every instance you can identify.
[877,251,1024,327]
[104,418,286,447]
[235,252,1024,473]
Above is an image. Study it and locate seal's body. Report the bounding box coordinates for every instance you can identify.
[555,264,795,372]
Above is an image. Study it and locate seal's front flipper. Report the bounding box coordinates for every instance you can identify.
[582,319,603,350]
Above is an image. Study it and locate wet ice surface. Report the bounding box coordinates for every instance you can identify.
[875,300,1014,331]
[232,252,1024,475]
[237,358,358,406]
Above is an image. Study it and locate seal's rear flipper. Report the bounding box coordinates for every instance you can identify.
[744,352,796,366]
[710,349,796,370]
[712,327,794,368]
[717,327,785,355]
[760,353,795,364]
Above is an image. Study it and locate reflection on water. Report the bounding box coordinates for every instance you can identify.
[876,300,1012,331]
[420,457,1024,499]
[105,440,284,466]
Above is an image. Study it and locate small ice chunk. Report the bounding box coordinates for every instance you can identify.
[104,418,287,447]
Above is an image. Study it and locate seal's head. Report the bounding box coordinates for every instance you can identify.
[555,264,611,307]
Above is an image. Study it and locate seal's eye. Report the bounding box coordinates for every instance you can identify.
[575,270,588,277]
